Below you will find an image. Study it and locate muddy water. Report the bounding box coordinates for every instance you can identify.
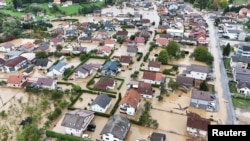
[235,108,250,124]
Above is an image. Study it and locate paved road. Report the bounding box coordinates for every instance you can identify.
[205,15,237,124]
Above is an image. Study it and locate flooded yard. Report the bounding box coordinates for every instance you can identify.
[85,58,106,65]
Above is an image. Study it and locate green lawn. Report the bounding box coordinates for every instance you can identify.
[0,9,25,18]
[232,97,250,109]
[227,72,233,78]
[223,58,231,69]
[228,81,237,93]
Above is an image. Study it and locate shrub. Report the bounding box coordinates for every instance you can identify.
[45,130,90,141]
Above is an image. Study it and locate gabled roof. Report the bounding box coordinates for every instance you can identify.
[237,81,250,89]
[142,71,163,81]
[127,46,138,53]
[91,93,111,108]
[38,42,50,51]
[36,77,55,86]
[137,81,153,95]
[0,58,6,65]
[94,77,115,90]
[186,64,210,73]
[120,89,141,108]
[187,112,210,131]
[75,64,94,74]
[117,30,128,36]
[22,42,33,48]
[61,110,94,130]
[231,56,250,64]
[35,58,49,67]
[191,89,213,101]
[176,75,194,87]
[7,75,24,84]
[102,61,118,71]
[50,61,67,72]
[100,114,130,140]
[1,42,15,48]
[4,56,27,67]
[119,55,132,64]
[148,61,161,68]
[156,38,169,46]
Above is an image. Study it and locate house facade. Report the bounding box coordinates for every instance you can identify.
[119,89,141,116]
[237,81,250,96]
[100,115,130,141]
[148,61,161,72]
[7,75,27,88]
[142,71,164,85]
[90,93,111,113]
[61,110,94,137]
[101,61,119,76]
[36,77,57,89]
[47,61,68,77]
[190,89,216,111]
[2,56,28,73]
[184,64,210,80]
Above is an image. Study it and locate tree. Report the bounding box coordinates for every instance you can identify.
[16,123,44,141]
[199,80,209,91]
[223,43,231,56]
[219,0,228,9]
[2,20,23,38]
[56,44,63,52]
[166,41,180,59]
[245,36,250,42]
[35,51,47,59]
[117,37,124,45]
[158,50,169,65]
[72,85,81,93]
[13,0,22,9]
[168,78,179,92]
[190,46,214,65]
[213,0,219,10]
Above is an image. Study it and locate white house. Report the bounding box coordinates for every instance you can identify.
[75,64,94,78]
[36,77,57,90]
[148,61,161,72]
[184,64,210,80]
[61,110,94,137]
[186,112,210,138]
[166,28,184,37]
[237,81,250,97]
[0,42,15,52]
[2,56,28,73]
[100,115,130,141]
[104,39,115,48]
[119,89,141,116]
[142,71,163,85]
[127,80,139,89]
[90,94,111,113]
[47,61,68,77]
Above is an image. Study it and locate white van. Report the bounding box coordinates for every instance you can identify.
[82,134,90,139]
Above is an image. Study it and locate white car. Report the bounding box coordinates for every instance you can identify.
[82,134,90,139]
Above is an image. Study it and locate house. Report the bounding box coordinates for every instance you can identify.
[47,61,68,77]
[96,46,112,57]
[155,38,168,47]
[157,25,169,33]
[94,77,116,90]
[196,34,207,45]
[230,56,250,69]
[50,38,63,46]
[237,81,250,96]
[34,58,53,70]
[150,132,166,141]
[135,37,145,45]
[61,110,94,137]
[90,93,111,113]
[141,19,150,27]
[0,42,15,52]
[186,112,210,138]
[236,44,250,58]
[72,46,87,54]
[134,12,141,21]
[127,45,138,56]
[0,58,6,69]
[22,65,33,76]
[2,56,28,73]
[104,39,116,48]
[190,89,216,111]
[36,42,50,52]
[119,55,132,66]
[93,10,101,17]
[78,36,92,43]
[101,61,119,76]
[7,75,27,88]
[148,61,161,72]
[75,64,97,78]
[100,114,130,141]
[104,22,116,31]
[36,77,57,89]
[176,75,194,88]
[137,81,153,98]
[234,67,250,82]
[0,0,7,7]
[119,89,141,115]
[183,64,210,80]
[166,28,184,37]
[20,53,35,63]
[142,71,164,85]
[116,30,128,39]
[127,80,139,89]
[96,29,110,40]
[19,42,34,52]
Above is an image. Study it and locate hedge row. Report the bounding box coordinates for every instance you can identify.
[110,93,122,115]
[68,93,82,108]
[136,52,143,61]
[116,78,125,90]
[45,130,91,141]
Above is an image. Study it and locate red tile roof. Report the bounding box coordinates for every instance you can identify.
[119,55,132,64]
[135,37,145,43]
[104,39,115,44]
[156,38,168,46]
[23,42,33,48]
[137,81,153,96]
[120,89,141,108]
[142,71,163,81]
[7,75,24,84]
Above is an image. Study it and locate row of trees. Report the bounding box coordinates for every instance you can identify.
[139,101,159,128]
[185,0,229,10]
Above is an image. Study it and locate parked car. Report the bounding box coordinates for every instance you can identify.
[87,124,96,132]
[82,134,90,139]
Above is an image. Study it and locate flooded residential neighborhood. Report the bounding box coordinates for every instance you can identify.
[0,0,250,141]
